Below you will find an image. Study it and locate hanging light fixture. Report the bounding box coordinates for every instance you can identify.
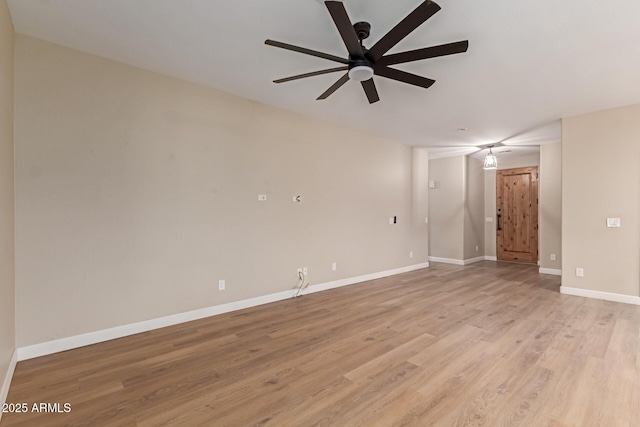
[483,145,498,170]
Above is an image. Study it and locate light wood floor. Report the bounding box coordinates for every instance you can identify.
[3,262,640,426]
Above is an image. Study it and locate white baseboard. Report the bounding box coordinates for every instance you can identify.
[560,286,640,306]
[0,349,18,422]
[428,257,464,265]
[539,268,562,276]
[17,262,430,361]
[463,257,486,265]
[304,262,429,294]
[484,256,497,261]
[428,256,489,265]
[17,289,293,361]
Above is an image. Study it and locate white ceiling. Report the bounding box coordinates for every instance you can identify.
[8,0,640,152]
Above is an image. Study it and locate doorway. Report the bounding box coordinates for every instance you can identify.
[496,166,538,263]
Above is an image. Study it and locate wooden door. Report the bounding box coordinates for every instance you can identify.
[496,166,538,263]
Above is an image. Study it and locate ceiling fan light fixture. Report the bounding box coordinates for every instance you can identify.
[483,146,498,170]
[348,65,374,82]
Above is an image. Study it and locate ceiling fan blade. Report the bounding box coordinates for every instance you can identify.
[379,40,469,66]
[361,79,380,104]
[375,66,435,89]
[325,1,365,59]
[265,39,349,64]
[368,1,441,61]
[317,73,350,100]
[274,66,349,83]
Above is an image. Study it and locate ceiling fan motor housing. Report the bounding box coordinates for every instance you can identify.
[350,21,374,82]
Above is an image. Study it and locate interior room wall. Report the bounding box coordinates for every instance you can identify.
[562,104,640,298]
[411,147,429,250]
[539,142,562,273]
[484,153,540,258]
[464,157,485,260]
[14,35,429,348]
[428,155,465,261]
[0,0,16,413]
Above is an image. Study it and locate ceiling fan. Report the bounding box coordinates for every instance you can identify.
[265,0,468,104]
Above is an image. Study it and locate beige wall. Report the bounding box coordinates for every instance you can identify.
[562,104,640,296]
[464,157,484,259]
[428,155,483,262]
[0,0,15,408]
[539,142,562,271]
[428,156,464,260]
[14,36,429,347]
[411,147,429,240]
[484,153,540,258]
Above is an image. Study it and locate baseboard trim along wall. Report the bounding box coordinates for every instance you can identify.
[539,268,562,276]
[17,262,430,361]
[0,350,18,422]
[560,286,640,306]
[428,256,494,265]
[428,256,464,265]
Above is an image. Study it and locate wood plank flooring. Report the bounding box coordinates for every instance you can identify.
[3,261,640,426]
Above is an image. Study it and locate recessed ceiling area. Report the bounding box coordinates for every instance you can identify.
[8,0,640,149]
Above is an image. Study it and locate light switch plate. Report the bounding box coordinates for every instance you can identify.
[607,217,621,227]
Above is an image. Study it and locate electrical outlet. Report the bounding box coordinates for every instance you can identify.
[389,217,393,224]
[332,262,337,271]
[258,194,267,201]
[576,268,584,277]
[409,251,413,258]
[218,280,225,291]
[303,267,308,275]
[475,245,479,252]
[550,254,557,261]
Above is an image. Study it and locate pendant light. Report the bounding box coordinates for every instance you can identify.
[483,145,498,170]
